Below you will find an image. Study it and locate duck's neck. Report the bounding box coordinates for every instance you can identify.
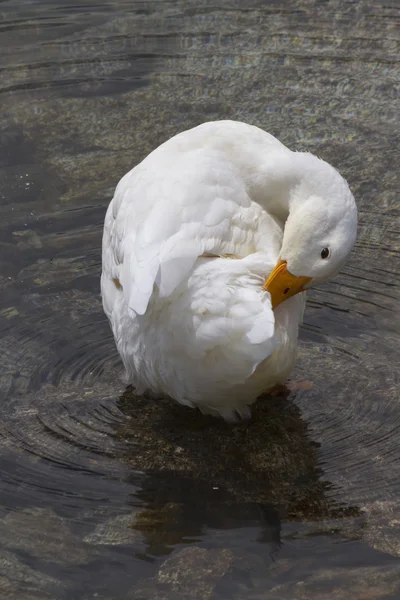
[246,151,324,224]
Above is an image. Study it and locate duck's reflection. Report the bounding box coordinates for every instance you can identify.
[130,473,281,557]
[116,386,358,558]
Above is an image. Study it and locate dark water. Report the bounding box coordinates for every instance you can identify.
[1,0,400,598]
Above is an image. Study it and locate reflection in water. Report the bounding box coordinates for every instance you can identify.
[117,387,354,520]
[1,0,400,598]
[132,475,282,558]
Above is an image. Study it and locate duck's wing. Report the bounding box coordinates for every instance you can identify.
[102,148,282,317]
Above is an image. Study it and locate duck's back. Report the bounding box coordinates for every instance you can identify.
[145,120,287,161]
[102,121,286,318]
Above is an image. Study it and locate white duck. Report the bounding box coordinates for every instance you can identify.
[101,120,357,420]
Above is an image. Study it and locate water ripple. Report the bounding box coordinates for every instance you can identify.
[0,0,400,597]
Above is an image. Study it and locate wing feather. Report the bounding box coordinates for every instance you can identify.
[104,149,260,316]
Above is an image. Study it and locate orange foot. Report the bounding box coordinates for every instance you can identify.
[286,380,313,391]
[262,383,288,397]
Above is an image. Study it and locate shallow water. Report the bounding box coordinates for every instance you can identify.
[1,0,400,598]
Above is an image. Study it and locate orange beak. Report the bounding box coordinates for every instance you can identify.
[264,259,311,309]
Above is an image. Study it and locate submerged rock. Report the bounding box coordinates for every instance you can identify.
[0,548,61,599]
[129,546,234,600]
[157,547,233,597]
[362,500,400,558]
[268,564,400,600]
[0,508,91,566]
[84,512,140,546]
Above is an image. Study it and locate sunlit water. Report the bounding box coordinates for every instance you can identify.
[1,0,400,598]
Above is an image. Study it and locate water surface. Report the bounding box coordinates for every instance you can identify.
[1,1,400,598]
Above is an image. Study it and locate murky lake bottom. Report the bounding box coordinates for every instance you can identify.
[1,0,400,598]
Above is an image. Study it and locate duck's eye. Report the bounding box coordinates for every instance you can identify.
[321,247,330,259]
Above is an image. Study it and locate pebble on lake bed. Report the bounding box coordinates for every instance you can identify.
[129,546,234,600]
[268,564,400,600]
[362,501,400,558]
[84,513,140,546]
[0,548,62,599]
[0,508,91,566]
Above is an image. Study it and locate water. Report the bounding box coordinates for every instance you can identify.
[1,0,400,598]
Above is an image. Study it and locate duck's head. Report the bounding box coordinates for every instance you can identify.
[265,158,357,309]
